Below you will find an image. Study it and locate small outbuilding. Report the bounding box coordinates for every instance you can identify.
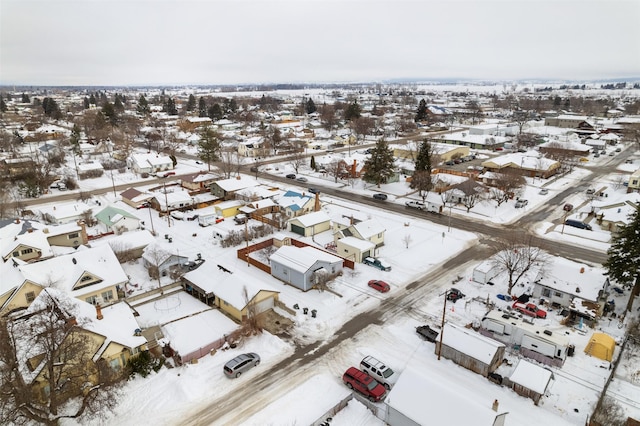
[509,359,553,405]
[472,260,499,285]
[584,332,616,362]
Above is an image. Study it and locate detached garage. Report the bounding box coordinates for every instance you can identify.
[288,211,331,237]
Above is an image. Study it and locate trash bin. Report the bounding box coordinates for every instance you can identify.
[568,344,575,357]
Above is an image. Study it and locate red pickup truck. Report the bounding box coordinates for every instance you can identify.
[512,302,547,319]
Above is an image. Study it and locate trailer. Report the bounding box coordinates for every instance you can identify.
[472,260,499,285]
[198,212,224,227]
[480,310,570,367]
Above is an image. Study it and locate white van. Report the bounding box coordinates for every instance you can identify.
[360,355,397,390]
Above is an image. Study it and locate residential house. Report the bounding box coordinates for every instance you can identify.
[237,136,269,157]
[11,288,146,402]
[270,245,344,292]
[182,261,280,320]
[153,187,194,213]
[481,153,560,179]
[538,140,591,159]
[0,245,128,315]
[288,211,331,237]
[41,221,88,248]
[142,242,188,278]
[210,176,260,201]
[334,236,376,263]
[1,228,53,263]
[95,206,141,234]
[385,364,508,426]
[180,172,217,194]
[0,157,36,177]
[127,153,174,174]
[531,257,610,322]
[38,202,96,225]
[544,114,595,130]
[628,168,640,193]
[429,131,511,150]
[214,199,245,218]
[119,187,155,209]
[592,195,640,233]
[91,229,156,262]
[434,322,506,377]
[333,218,386,249]
[275,190,316,218]
[77,161,104,179]
[393,141,469,163]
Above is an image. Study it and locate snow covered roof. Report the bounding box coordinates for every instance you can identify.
[95,205,140,227]
[337,236,376,251]
[183,261,279,309]
[0,228,53,260]
[17,245,128,298]
[352,219,386,239]
[161,309,237,355]
[482,153,559,171]
[90,229,156,251]
[214,176,260,192]
[509,359,552,394]
[142,242,187,266]
[270,245,343,273]
[387,363,505,425]
[276,191,313,211]
[290,211,331,227]
[441,322,505,364]
[533,257,608,302]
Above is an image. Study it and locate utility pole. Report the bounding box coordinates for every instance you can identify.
[437,290,449,361]
[164,181,170,227]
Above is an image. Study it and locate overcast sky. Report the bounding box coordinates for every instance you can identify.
[1,0,639,86]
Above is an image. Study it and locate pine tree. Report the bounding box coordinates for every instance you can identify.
[344,100,361,121]
[186,94,196,112]
[604,208,640,312]
[306,98,317,114]
[164,97,177,115]
[310,155,316,170]
[363,139,396,187]
[42,97,62,119]
[208,103,223,121]
[198,126,221,171]
[0,98,6,113]
[83,97,90,109]
[198,97,207,117]
[410,140,435,199]
[137,95,150,115]
[114,94,125,113]
[102,101,119,126]
[89,93,96,105]
[415,99,428,122]
[21,93,30,103]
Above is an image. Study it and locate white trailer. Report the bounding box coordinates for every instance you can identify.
[425,202,442,214]
[472,260,499,285]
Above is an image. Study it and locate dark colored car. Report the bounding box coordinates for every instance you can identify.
[342,367,387,402]
[563,203,574,211]
[373,193,387,200]
[368,280,390,293]
[416,325,439,342]
[308,188,319,194]
[446,288,465,302]
[285,174,296,179]
[250,166,259,172]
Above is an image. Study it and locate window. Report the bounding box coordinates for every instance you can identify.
[81,275,92,282]
[68,232,79,239]
[542,288,551,297]
[101,290,114,301]
[554,291,562,297]
[21,248,33,255]
[86,295,97,304]
[12,251,19,257]
[25,291,35,303]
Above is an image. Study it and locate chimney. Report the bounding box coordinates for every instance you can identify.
[580,267,585,273]
[15,218,20,224]
[314,192,320,212]
[96,304,104,320]
[352,159,357,177]
[27,228,33,233]
[492,399,499,412]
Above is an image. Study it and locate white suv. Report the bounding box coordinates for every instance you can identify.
[360,355,397,390]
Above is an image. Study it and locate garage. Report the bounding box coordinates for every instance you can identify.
[290,223,305,236]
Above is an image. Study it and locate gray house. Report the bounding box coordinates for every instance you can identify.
[269,245,343,291]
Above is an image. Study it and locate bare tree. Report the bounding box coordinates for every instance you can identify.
[491,233,548,295]
[218,149,242,179]
[590,397,626,426]
[455,179,484,213]
[402,234,412,249]
[325,160,343,183]
[288,143,307,174]
[240,286,263,336]
[0,290,121,425]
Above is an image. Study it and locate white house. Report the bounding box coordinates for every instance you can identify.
[95,206,141,234]
[128,153,174,174]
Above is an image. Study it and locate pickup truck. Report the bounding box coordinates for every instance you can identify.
[363,257,391,271]
[404,200,441,213]
[416,325,439,342]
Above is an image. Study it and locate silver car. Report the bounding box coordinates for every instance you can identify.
[223,353,260,378]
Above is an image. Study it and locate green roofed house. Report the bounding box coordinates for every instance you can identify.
[95,205,141,234]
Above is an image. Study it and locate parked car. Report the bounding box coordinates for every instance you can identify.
[565,219,592,230]
[136,202,151,210]
[342,367,387,402]
[405,200,426,210]
[57,182,67,191]
[368,280,390,293]
[539,188,549,195]
[515,199,528,208]
[512,302,547,319]
[308,187,319,194]
[223,353,260,378]
[234,214,248,225]
[250,166,259,172]
[285,174,296,179]
[363,257,391,271]
[444,161,455,166]
[586,188,595,195]
[446,288,465,302]
[296,176,308,182]
[416,325,439,342]
[563,203,573,211]
[157,171,176,178]
[373,193,387,201]
[360,355,397,390]
[615,147,622,152]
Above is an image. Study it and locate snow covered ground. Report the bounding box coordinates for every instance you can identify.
[41,144,640,425]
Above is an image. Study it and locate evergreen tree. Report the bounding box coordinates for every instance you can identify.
[0,98,6,113]
[410,140,435,200]
[344,100,361,121]
[604,208,640,312]
[198,97,207,117]
[310,155,316,170]
[415,99,428,122]
[186,94,196,112]
[164,97,178,115]
[137,94,150,115]
[83,97,90,109]
[114,94,125,113]
[70,124,81,148]
[102,101,119,126]
[363,138,396,187]
[42,97,62,119]
[21,93,30,103]
[208,103,223,121]
[89,93,96,105]
[306,98,317,114]
[198,126,221,171]
[228,98,238,113]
